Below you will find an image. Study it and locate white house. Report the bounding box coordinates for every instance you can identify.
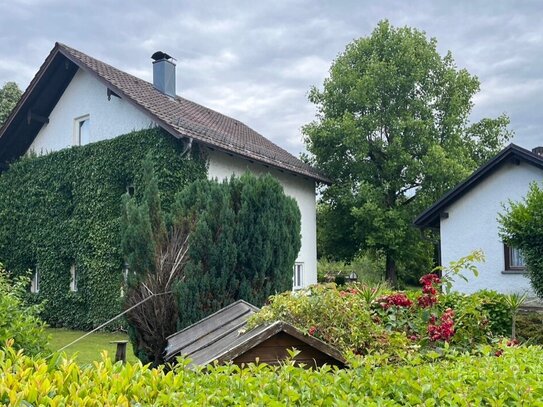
[415,144,543,294]
[0,43,329,288]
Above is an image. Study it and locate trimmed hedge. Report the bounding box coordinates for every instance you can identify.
[0,128,206,329]
[1,343,543,405]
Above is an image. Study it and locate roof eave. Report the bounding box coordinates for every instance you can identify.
[414,144,543,229]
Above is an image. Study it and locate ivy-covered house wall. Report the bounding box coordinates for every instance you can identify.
[0,128,207,329]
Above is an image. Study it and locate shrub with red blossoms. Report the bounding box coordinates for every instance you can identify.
[428,308,455,342]
[377,293,413,309]
[417,273,441,308]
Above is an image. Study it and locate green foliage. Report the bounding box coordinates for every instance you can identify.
[250,254,506,355]
[304,20,512,285]
[517,312,543,344]
[174,173,302,330]
[3,341,543,405]
[0,128,207,330]
[499,182,543,298]
[317,254,384,284]
[0,81,21,126]
[0,263,48,356]
[247,284,397,356]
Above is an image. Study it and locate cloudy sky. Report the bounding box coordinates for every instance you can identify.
[0,0,542,156]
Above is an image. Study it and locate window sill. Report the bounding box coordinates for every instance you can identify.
[501,270,528,275]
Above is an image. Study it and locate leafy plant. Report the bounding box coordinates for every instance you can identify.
[2,340,543,405]
[504,292,527,340]
[499,182,543,298]
[0,264,49,356]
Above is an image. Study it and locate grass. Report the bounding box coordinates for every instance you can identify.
[47,328,139,365]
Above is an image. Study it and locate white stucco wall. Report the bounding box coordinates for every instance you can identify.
[440,161,540,294]
[28,68,154,154]
[207,149,318,287]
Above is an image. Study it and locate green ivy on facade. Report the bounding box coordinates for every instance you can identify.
[0,128,207,330]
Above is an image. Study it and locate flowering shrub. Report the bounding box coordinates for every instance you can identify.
[250,251,507,356]
[246,284,407,355]
[428,309,455,342]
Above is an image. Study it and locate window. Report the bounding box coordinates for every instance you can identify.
[504,244,526,271]
[73,115,90,146]
[30,267,39,293]
[120,263,129,298]
[70,264,78,292]
[293,262,303,289]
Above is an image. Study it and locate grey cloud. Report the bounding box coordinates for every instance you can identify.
[1,0,543,154]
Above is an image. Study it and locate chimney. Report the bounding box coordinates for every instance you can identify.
[532,146,543,157]
[151,51,176,97]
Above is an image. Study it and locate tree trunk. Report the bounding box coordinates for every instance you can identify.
[385,254,398,288]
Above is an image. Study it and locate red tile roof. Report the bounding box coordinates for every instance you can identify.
[57,43,329,183]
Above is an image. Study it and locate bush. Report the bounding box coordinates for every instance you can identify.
[2,342,543,405]
[0,264,48,356]
[499,182,543,298]
[247,284,399,355]
[250,252,502,355]
[517,311,543,344]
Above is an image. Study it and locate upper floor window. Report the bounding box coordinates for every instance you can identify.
[30,267,39,293]
[504,244,526,271]
[73,115,90,146]
[293,262,304,290]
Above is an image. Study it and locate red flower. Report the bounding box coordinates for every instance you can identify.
[308,326,317,336]
[495,349,504,357]
[506,339,519,347]
[377,293,413,309]
[427,308,455,342]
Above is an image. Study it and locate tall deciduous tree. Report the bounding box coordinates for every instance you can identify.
[304,21,512,286]
[0,82,22,126]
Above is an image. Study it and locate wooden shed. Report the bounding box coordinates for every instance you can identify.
[164,300,345,369]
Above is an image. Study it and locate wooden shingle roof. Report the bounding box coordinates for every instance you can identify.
[0,43,330,183]
[164,300,346,367]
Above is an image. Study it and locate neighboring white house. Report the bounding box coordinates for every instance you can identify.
[415,144,543,294]
[0,43,329,288]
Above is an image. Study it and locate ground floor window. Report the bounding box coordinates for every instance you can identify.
[31,267,39,293]
[70,264,78,292]
[293,262,303,289]
[504,244,526,271]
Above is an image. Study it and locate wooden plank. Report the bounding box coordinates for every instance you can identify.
[166,301,256,352]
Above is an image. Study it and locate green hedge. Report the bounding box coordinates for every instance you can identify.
[0,128,206,329]
[2,343,543,405]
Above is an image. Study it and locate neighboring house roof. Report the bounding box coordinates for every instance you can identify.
[414,144,543,228]
[164,299,345,367]
[0,43,329,183]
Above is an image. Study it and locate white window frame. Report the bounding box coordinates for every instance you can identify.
[73,114,90,146]
[70,264,78,292]
[120,263,129,298]
[30,267,39,293]
[293,262,304,290]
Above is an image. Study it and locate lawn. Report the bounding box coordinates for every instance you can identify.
[47,328,139,365]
